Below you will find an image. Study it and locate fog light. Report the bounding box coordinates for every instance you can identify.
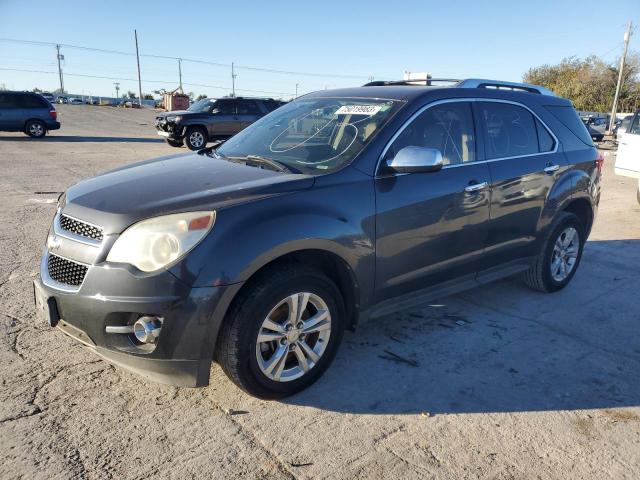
[133,316,162,344]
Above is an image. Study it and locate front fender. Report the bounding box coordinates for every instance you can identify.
[169,167,376,309]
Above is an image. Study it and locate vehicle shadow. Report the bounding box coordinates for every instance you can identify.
[284,239,640,415]
[0,135,164,143]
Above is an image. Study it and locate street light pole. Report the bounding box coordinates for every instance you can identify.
[134,29,143,106]
[231,62,236,97]
[55,44,64,93]
[178,58,183,91]
[609,21,633,133]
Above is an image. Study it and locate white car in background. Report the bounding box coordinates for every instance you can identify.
[615,111,640,203]
[68,97,84,105]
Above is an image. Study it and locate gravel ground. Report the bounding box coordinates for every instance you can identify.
[1,105,639,479]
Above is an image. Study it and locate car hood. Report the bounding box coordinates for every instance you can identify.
[63,153,314,234]
[156,110,195,118]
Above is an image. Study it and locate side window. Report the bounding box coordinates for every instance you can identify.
[213,99,236,114]
[479,102,539,159]
[0,94,19,108]
[237,100,261,115]
[388,102,476,165]
[630,115,640,135]
[20,95,48,108]
[535,119,555,152]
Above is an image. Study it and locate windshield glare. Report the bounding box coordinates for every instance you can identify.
[188,98,215,112]
[216,97,403,173]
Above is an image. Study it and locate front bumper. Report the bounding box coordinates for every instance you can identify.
[155,119,184,140]
[37,251,241,387]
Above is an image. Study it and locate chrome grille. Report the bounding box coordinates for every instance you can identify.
[59,214,103,241]
[47,254,88,287]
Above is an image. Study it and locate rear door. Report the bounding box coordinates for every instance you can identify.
[208,99,237,137]
[0,93,26,130]
[615,113,640,179]
[476,100,565,266]
[375,100,492,301]
[236,99,263,132]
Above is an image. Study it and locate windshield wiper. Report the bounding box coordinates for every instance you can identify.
[225,154,298,174]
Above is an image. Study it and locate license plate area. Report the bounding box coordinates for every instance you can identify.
[33,281,60,327]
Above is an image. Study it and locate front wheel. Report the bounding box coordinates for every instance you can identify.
[524,212,585,293]
[184,126,207,150]
[25,120,46,138]
[216,266,345,399]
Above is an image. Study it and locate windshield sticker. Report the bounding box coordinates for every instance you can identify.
[335,105,382,116]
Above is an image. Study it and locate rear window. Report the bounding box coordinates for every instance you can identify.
[536,118,555,152]
[15,94,48,108]
[545,105,593,146]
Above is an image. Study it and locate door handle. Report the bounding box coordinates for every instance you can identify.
[544,164,560,174]
[464,181,488,193]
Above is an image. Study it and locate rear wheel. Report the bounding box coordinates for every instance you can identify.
[524,212,585,293]
[185,127,207,150]
[166,138,184,148]
[25,120,46,138]
[216,266,345,399]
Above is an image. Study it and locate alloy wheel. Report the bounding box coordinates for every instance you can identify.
[189,131,204,148]
[256,292,331,382]
[550,227,579,282]
[30,123,44,137]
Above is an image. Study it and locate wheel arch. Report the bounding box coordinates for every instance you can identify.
[23,118,47,132]
[224,248,361,332]
[562,196,594,237]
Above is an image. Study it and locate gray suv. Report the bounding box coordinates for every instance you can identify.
[155,97,285,150]
[34,79,601,398]
[0,91,60,137]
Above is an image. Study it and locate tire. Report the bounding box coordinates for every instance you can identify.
[25,120,46,138]
[216,266,345,399]
[166,138,184,148]
[524,212,585,293]
[184,126,207,150]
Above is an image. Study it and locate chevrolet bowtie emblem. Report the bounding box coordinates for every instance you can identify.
[47,235,62,251]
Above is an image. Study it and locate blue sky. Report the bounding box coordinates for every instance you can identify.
[0,0,637,99]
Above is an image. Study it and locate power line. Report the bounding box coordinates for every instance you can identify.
[0,37,369,79]
[0,67,296,96]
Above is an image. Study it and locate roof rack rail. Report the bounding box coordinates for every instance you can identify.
[455,79,555,96]
[362,77,555,96]
[363,78,460,87]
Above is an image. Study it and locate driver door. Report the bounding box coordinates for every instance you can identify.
[374,101,492,302]
[208,98,237,137]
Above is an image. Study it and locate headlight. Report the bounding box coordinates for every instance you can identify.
[166,115,182,123]
[107,211,215,272]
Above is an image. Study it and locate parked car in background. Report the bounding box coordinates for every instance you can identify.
[614,110,640,203]
[41,92,55,103]
[0,91,60,137]
[68,97,83,105]
[155,97,286,150]
[35,78,600,398]
[57,96,68,104]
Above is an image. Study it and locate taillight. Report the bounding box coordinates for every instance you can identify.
[595,153,604,177]
[48,109,57,120]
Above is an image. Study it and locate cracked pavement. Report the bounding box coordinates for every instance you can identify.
[1,106,639,479]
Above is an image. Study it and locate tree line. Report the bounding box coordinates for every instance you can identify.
[523,53,640,113]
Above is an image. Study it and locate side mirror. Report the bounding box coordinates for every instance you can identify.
[386,146,443,173]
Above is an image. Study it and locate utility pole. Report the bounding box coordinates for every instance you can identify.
[55,44,64,93]
[134,29,143,106]
[178,58,183,91]
[231,62,236,97]
[114,82,120,100]
[609,21,633,133]
[295,83,299,98]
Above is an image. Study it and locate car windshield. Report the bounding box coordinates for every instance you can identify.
[188,98,215,113]
[216,97,404,174]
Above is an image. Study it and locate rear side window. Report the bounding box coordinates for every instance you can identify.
[388,101,476,165]
[536,119,555,152]
[545,105,593,146]
[237,100,261,114]
[478,102,539,159]
[16,94,48,108]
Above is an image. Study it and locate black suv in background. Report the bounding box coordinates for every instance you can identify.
[0,91,60,137]
[155,97,286,150]
[36,79,600,398]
